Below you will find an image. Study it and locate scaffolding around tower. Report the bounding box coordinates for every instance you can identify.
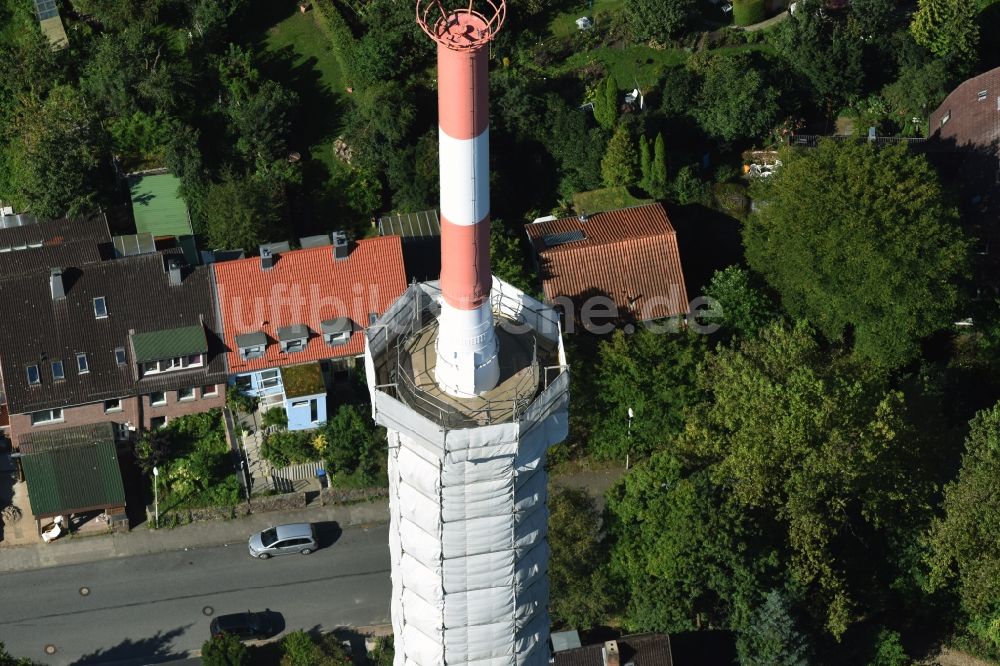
[365,278,570,666]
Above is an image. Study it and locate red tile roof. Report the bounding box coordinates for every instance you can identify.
[212,237,407,374]
[525,203,689,322]
[929,66,1000,153]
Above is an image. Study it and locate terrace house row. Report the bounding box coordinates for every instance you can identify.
[0,213,227,448]
[0,214,407,446]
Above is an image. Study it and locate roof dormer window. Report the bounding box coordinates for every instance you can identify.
[235,332,267,360]
[93,296,108,319]
[321,318,353,346]
[277,324,309,353]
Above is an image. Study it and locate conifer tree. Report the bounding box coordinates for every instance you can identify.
[593,75,619,130]
[736,590,809,666]
[639,136,652,192]
[601,125,639,187]
[650,133,668,198]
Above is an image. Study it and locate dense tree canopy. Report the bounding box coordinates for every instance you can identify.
[591,329,704,460]
[548,486,612,629]
[4,85,104,218]
[676,322,936,637]
[745,140,968,369]
[927,403,1000,653]
[693,53,781,141]
[624,0,697,42]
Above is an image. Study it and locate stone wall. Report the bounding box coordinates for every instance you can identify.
[146,486,388,526]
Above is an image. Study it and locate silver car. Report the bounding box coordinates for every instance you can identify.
[248,523,317,559]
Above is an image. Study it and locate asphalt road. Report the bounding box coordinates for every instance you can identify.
[0,522,391,665]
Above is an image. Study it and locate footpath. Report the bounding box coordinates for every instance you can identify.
[0,466,623,575]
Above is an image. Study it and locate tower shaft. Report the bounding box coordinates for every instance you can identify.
[432,9,500,397]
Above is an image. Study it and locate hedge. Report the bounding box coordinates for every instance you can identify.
[733,0,766,25]
[311,0,358,87]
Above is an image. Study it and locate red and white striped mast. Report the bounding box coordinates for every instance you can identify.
[417,0,505,397]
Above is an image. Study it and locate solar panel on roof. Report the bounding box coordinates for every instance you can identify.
[34,0,59,20]
[542,230,586,248]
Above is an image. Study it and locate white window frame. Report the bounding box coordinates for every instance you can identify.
[326,330,351,345]
[259,369,281,390]
[115,348,127,365]
[178,387,196,401]
[104,398,122,413]
[141,353,204,376]
[27,365,40,385]
[202,385,219,398]
[149,391,167,407]
[31,408,64,425]
[93,297,108,319]
[282,338,307,353]
[51,360,64,381]
[76,353,89,374]
[240,345,265,360]
[290,400,310,408]
[978,89,988,101]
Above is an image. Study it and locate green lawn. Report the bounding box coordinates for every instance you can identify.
[549,0,624,39]
[557,44,688,88]
[573,187,653,214]
[265,9,346,94]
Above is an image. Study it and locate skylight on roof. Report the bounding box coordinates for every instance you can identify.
[93,297,108,319]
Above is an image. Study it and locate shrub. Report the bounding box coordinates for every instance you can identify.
[713,182,750,218]
[201,632,247,666]
[226,389,257,416]
[870,629,909,666]
[733,0,766,25]
[261,430,317,468]
[280,631,324,666]
[262,407,288,429]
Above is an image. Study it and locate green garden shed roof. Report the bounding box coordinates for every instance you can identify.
[19,423,125,518]
[132,324,208,364]
[281,362,326,399]
[128,172,193,239]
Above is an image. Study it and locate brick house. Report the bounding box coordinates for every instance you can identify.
[212,234,406,430]
[0,235,227,448]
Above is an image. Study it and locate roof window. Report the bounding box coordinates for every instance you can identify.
[52,360,64,381]
[93,297,108,319]
[941,111,951,126]
[978,89,988,101]
[115,347,127,365]
[27,364,40,385]
[77,353,89,374]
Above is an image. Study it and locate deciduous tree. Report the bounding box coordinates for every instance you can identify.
[693,54,780,141]
[5,86,104,218]
[548,486,612,629]
[202,172,282,252]
[910,0,979,62]
[624,0,697,42]
[701,265,775,341]
[744,140,968,369]
[676,322,936,637]
[926,403,1000,652]
[591,328,704,460]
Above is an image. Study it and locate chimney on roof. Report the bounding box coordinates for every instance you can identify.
[50,268,65,300]
[602,641,621,666]
[332,231,349,261]
[260,246,274,271]
[167,259,182,286]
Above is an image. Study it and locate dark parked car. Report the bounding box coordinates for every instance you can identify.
[209,610,278,641]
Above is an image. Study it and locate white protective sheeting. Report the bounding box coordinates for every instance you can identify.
[369,278,569,666]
